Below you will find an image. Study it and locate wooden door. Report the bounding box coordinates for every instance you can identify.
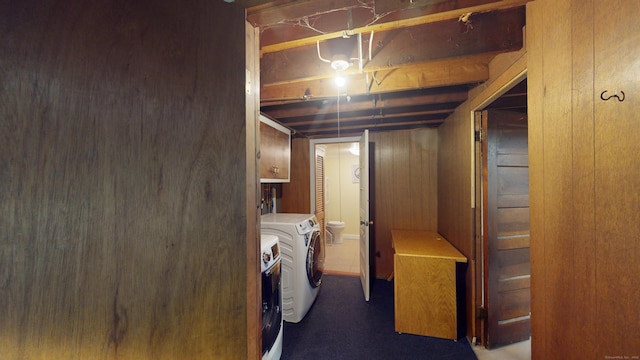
[359,130,370,301]
[483,110,530,348]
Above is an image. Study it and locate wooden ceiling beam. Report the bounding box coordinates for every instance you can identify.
[292,118,445,137]
[281,108,456,127]
[261,90,467,119]
[260,7,523,85]
[260,54,492,100]
[248,0,367,27]
[256,0,530,53]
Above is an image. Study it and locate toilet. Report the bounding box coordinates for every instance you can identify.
[326,221,345,244]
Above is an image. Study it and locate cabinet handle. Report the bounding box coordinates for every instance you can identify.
[271,166,280,176]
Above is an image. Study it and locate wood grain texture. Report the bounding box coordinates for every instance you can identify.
[370,129,439,279]
[0,0,253,358]
[281,138,311,213]
[568,1,596,358]
[246,22,262,360]
[438,50,526,343]
[592,0,640,357]
[259,120,291,181]
[437,96,476,343]
[525,1,545,358]
[392,230,467,262]
[484,110,530,348]
[528,0,640,358]
[541,3,575,357]
[393,231,465,340]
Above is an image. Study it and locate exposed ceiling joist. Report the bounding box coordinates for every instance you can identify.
[247,0,531,138]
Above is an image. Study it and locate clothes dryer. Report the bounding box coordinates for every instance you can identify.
[261,213,324,323]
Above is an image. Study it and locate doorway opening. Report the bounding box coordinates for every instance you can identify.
[473,74,531,355]
[312,140,361,276]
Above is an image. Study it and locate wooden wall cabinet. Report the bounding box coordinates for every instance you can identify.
[392,230,467,340]
[260,114,291,183]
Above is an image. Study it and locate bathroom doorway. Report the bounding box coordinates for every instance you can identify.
[312,140,361,275]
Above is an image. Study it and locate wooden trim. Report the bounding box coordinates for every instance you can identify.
[246,22,261,360]
[465,45,527,347]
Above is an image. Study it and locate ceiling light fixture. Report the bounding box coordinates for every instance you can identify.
[330,54,350,72]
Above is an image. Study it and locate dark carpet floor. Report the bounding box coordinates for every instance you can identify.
[280,274,477,360]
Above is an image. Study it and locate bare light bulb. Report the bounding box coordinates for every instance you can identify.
[335,75,346,87]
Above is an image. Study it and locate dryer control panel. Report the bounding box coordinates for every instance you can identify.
[295,215,318,235]
[261,234,281,272]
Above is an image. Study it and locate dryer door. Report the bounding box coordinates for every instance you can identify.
[305,230,325,288]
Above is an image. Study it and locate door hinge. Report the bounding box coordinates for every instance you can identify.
[476,306,487,320]
[474,129,485,142]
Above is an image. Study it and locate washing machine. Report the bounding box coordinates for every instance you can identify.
[261,213,324,323]
[261,234,283,360]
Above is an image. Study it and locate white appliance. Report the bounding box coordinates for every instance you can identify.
[261,213,324,323]
[261,234,282,360]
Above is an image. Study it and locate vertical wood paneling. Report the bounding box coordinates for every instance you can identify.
[540,1,575,358]
[437,104,475,341]
[281,138,311,213]
[593,0,640,356]
[528,0,640,358]
[372,132,393,277]
[370,129,438,279]
[437,108,474,258]
[525,1,545,357]
[570,0,596,358]
[394,131,412,230]
[0,0,252,359]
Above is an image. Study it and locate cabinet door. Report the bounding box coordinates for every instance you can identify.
[260,115,290,182]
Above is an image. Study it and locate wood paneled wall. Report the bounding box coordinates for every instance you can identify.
[0,1,256,359]
[438,48,527,342]
[369,129,438,279]
[437,102,476,341]
[528,0,640,358]
[281,138,311,213]
[280,130,438,279]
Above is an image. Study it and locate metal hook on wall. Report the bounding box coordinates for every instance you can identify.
[600,90,625,102]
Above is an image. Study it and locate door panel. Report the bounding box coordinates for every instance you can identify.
[359,130,370,301]
[483,110,530,349]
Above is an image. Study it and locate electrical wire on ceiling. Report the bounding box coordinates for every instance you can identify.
[257,1,395,35]
[336,90,343,222]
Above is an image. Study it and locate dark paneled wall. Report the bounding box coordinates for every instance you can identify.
[0,0,252,358]
[281,138,311,213]
[369,128,439,279]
